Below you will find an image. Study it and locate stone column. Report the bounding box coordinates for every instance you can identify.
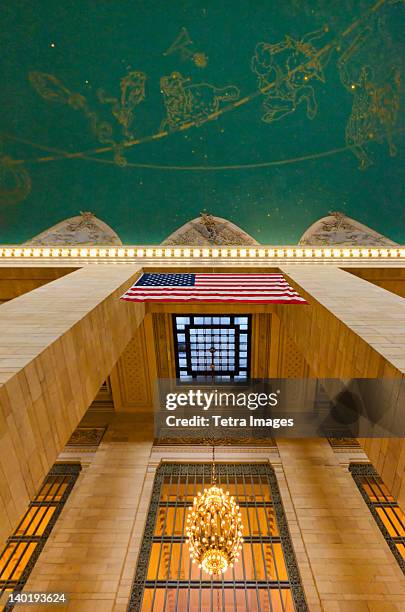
[0,265,144,543]
[277,265,405,506]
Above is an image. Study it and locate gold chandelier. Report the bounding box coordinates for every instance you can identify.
[186,447,244,576]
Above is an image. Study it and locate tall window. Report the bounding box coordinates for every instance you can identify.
[350,463,405,572]
[0,463,81,606]
[129,463,307,611]
[173,315,251,381]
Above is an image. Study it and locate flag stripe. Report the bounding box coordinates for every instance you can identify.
[120,273,307,304]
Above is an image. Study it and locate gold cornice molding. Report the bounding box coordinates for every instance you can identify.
[0,244,405,265]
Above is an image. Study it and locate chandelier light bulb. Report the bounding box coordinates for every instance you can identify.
[186,485,244,576]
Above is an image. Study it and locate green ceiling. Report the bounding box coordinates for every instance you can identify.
[0,0,404,244]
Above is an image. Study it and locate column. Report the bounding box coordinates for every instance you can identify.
[277,265,405,506]
[0,265,144,543]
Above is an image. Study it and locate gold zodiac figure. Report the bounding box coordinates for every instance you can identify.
[164,27,208,68]
[339,60,400,169]
[160,72,240,131]
[252,27,330,123]
[29,72,127,166]
[0,154,31,205]
[97,71,147,139]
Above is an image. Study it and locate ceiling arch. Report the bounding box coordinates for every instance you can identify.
[25,212,122,246]
[162,214,259,246]
[299,212,397,246]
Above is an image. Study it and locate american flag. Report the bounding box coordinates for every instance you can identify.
[120,273,307,304]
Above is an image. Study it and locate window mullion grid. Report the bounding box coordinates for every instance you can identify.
[174,474,188,611]
[187,466,197,612]
[225,467,238,611]
[0,474,67,588]
[218,468,225,612]
[234,468,250,610]
[365,477,403,538]
[234,323,241,378]
[185,325,193,380]
[241,470,262,610]
[249,471,275,612]
[257,473,287,612]
[162,469,182,611]
[151,471,173,611]
[198,466,206,612]
[0,467,79,600]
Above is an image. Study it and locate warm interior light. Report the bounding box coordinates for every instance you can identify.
[186,485,244,576]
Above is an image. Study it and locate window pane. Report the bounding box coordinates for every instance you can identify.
[173,315,251,379]
[132,465,304,610]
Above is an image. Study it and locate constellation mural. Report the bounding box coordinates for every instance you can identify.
[337,20,401,169]
[0,154,31,206]
[29,72,127,166]
[160,72,240,130]
[97,71,147,140]
[0,0,402,209]
[251,27,332,123]
[340,63,400,168]
[163,27,208,68]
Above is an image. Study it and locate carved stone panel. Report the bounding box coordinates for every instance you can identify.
[299,212,397,246]
[25,211,122,245]
[162,213,259,245]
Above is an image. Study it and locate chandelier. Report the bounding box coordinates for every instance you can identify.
[186,446,244,575]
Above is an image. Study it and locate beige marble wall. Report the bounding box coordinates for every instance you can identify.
[0,267,78,304]
[345,267,405,299]
[278,439,405,611]
[16,425,405,611]
[0,265,144,545]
